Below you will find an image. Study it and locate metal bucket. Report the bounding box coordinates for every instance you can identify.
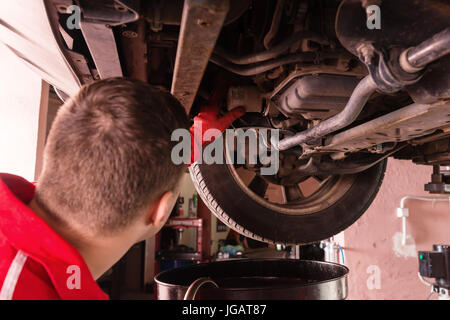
[154,259,348,300]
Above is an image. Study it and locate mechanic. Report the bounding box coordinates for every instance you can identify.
[0,78,244,299]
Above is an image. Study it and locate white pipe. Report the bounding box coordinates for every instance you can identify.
[402,216,407,245]
[418,272,433,287]
[398,195,450,245]
[400,195,449,209]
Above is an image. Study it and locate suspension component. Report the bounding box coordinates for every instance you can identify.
[277,28,450,151]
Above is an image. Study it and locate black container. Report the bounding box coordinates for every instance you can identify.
[154,259,348,300]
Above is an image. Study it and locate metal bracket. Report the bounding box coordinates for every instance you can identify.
[357,44,423,93]
[79,0,139,26]
[171,0,230,113]
[79,0,140,78]
[425,165,450,194]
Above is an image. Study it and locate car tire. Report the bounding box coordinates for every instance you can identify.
[189,158,387,244]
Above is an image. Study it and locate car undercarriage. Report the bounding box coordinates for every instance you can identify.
[3,0,449,244]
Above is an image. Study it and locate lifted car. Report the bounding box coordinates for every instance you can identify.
[1,0,449,244]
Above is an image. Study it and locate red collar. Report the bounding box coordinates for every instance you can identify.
[0,173,108,300]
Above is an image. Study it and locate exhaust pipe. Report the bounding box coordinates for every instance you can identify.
[278,75,377,151]
[400,28,450,73]
[278,28,450,151]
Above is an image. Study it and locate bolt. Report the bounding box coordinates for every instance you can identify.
[357,43,375,65]
[114,3,128,12]
[122,30,138,38]
[56,5,68,13]
[150,22,163,32]
[197,19,211,27]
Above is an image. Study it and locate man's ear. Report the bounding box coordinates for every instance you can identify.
[145,191,175,227]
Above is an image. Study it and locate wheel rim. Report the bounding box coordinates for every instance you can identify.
[224,129,357,216]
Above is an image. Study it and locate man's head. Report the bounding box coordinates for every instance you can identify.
[35,78,189,239]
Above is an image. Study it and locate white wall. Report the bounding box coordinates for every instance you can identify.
[178,173,198,248]
[344,159,450,299]
[0,43,48,181]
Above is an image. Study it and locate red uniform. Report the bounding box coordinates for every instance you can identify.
[0,173,108,300]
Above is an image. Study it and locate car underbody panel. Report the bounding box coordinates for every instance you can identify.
[0,0,82,96]
[30,0,449,170]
